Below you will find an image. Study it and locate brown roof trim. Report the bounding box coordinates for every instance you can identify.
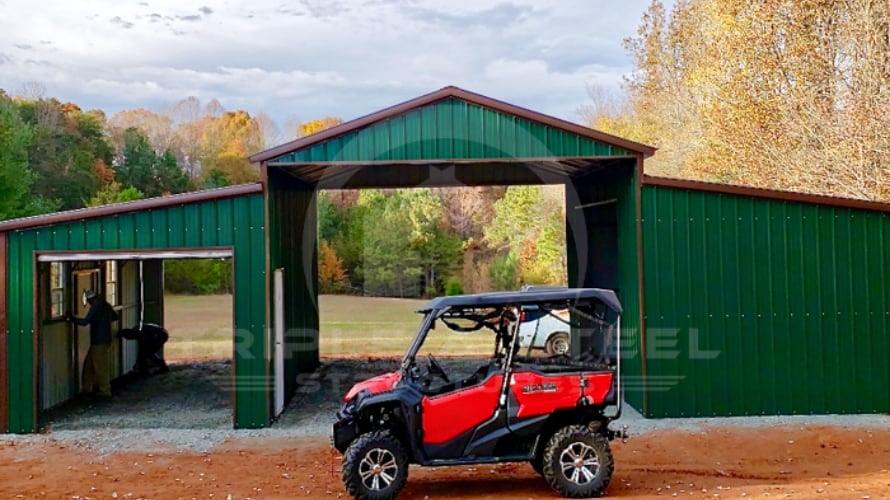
[249,86,657,163]
[0,183,264,232]
[643,175,890,213]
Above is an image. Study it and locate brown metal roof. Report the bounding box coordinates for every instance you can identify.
[643,175,890,213]
[0,183,264,232]
[249,86,657,164]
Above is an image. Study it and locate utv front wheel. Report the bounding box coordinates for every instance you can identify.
[342,430,408,499]
[542,425,614,498]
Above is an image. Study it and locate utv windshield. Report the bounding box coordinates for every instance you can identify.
[400,305,519,394]
[401,307,511,365]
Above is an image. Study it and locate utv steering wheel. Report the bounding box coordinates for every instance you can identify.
[426,353,451,384]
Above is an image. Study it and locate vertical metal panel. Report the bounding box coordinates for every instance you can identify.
[642,185,890,417]
[229,193,269,429]
[5,193,268,432]
[614,168,643,412]
[39,322,73,410]
[6,231,20,432]
[267,169,319,410]
[85,219,102,250]
[101,216,119,248]
[119,261,139,374]
[7,231,37,432]
[272,97,629,163]
[0,231,8,432]
[117,214,135,249]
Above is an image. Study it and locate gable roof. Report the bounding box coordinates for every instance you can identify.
[249,86,656,164]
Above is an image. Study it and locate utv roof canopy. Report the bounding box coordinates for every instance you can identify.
[420,288,622,314]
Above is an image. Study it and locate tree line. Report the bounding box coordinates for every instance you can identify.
[585,0,890,201]
[317,185,567,298]
[0,89,272,220]
[0,87,569,296]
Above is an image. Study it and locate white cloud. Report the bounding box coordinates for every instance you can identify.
[0,0,663,128]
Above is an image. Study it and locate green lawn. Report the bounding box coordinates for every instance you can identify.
[164,294,493,361]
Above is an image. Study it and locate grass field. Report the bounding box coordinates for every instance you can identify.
[164,294,493,361]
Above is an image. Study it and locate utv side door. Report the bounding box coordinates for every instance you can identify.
[420,369,505,459]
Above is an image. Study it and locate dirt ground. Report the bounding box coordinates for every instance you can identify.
[2,426,889,499]
[7,297,886,498]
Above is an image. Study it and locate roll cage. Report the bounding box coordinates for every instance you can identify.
[400,288,623,411]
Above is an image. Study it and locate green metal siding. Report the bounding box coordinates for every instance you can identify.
[6,230,34,433]
[614,173,644,413]
[267,169,320,405]
[641,184,890,417]
[271,98,629,163]
[4,193,268,432]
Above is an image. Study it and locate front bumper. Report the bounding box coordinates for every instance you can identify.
[332,412,358,452]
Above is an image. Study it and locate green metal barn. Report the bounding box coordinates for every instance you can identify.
[1,86,888,433]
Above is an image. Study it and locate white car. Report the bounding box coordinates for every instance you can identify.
[517,306,571,355]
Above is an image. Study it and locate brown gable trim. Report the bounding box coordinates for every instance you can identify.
[249,86,657,164]
[0,183,264,233]
[643,175,890,213]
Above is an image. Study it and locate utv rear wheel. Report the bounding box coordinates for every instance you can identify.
[342,430,408,499]
[542,425,614,498]
[545,332,570,356]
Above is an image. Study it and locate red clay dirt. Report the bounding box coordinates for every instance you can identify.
[2,426,889,499]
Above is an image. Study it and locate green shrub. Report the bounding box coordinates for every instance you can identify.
[444,277,464,296]
[488,253,519,290]
[164,259,233,295]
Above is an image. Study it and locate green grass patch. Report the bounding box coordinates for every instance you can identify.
[165,294,495,359]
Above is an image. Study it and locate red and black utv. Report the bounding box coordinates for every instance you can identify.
[333,288,625,499]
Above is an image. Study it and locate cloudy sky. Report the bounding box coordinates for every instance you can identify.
[0,0,660,129]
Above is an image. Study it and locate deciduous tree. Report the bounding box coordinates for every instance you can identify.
[115,128,190,197]
[597,0,890,200]
[0,98,35,220]
[298,117,343,137]
[87,182,144,207]
[319,241,349,293]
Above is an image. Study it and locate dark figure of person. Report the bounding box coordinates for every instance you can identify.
[66,289,118,398]
[119,323,170,376]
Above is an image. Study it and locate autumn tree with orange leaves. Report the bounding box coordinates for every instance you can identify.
[298,117,343,137]
[318,241,349,293]
[588,0,890,201]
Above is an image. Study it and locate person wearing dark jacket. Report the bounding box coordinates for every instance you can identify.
[118,323,170,376]
[66,289,117,398]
